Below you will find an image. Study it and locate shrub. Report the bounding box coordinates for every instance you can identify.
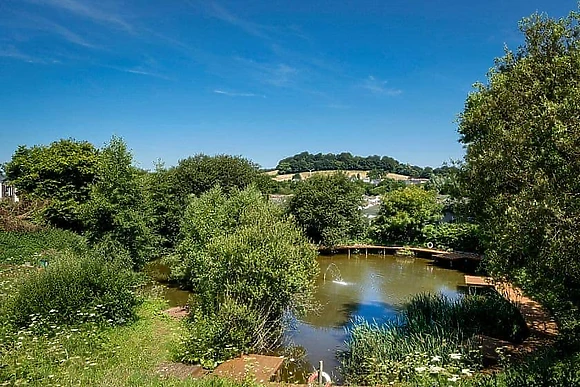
[178,299,280,368]
[467,348,580,387]
[169,186,318,365]
[0,229,87,264]
[422,223,483,253]
[6,251,139,330]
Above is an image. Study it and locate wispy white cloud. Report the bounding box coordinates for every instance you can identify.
[213,89,265,98]
[234,57,298,88]
[39,16,96,48]
[362,75,402,96]
[190,1,270,40]
[0,46,52,63]
[0,11,97,49]
[25,0,133,32]
[102,64,172,80]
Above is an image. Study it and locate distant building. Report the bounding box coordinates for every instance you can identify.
[0,175,19,202]
[406,177,430,185]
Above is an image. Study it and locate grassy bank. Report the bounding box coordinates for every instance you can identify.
[1,287,254,387]
[0,229,87,265]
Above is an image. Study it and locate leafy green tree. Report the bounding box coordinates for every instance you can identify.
[168,186,318,364]
[81,137,152,268]
[141,154,272,250]
[173,154,264,197]
[141,162,182,251]
[4,139,98,230]
[370,178,407,196]
[287,173,365,246]
[373,186,442,244]
[458,10,580,335]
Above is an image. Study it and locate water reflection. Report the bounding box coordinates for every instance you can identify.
[283,253,464,383]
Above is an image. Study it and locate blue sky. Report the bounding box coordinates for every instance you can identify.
[0,0,575,169]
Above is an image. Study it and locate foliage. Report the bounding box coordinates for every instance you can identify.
[0,229,87,264]
[422,223,483,253]
[142,155,271,250]
[1,288,256,387]
[373,186,443,244]
[0,199,45,232]
[4,251,139,331]
[168,186,318,365]
[465,348,580,387]
[81,136,153,268]
[141,162,183,252]
[177,299,279,368]
[457,10,580,337]
[276,151,438,177]
[287,173,365,246]
[173,154,266,198]
[340,318,482,385]
[341,292,528,385]
[368,178,408,196]
[404,293,528,344]
[4,139,98,230]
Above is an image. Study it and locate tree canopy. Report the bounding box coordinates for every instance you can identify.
[458,10,580,335]
[4,139,98,230]
[287,173,365,246]
[168,186,318,364]
[373,186,442,244]
[276,151,449,178]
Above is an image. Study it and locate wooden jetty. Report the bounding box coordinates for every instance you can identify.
[321,244,482,266]
[213,354,285,383]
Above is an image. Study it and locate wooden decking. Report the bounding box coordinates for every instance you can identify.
[463,275,559,362]
[213,354,285,383]
[322,244,483,266]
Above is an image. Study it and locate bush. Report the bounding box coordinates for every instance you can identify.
[6,251,139,330]
[178,299,280,368]
[169,186,318,365]
[467,348,580,387]
[422,223,483,253]
[0,229,87,264]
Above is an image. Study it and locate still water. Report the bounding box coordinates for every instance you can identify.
[283,253,464,383]
[145,254,465,383]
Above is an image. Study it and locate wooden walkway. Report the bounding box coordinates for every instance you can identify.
[213,354,285,383]
[464,275,559,362]
[321,244,483,266]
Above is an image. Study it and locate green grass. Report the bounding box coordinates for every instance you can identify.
[1,292,258,387]
[0,229,87,265]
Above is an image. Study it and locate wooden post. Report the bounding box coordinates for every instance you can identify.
[365,248,368,259]
[318,361,324,386]
[348,248,351,259]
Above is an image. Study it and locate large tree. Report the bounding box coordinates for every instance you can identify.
[373,186,442,244]
[4,139,98,230]
[81,137,152,268]
[458,11,580,334]
[287,173,365,246]
[142,154,273,250]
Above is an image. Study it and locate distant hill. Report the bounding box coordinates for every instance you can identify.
[273,170,414,182]
[275,152,454,178]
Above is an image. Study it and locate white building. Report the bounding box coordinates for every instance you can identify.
[0,175,19,202]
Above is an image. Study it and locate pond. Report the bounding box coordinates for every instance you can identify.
[145,253,465,383]
[281,253,465,383]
